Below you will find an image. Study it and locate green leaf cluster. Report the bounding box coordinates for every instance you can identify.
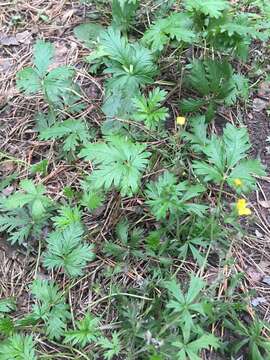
[145,171,207,220]
[183,118,266,193]
[27,279,71,340]
[142,12,196,52]
[43,224,95,277]
[180,59,245,120]
[132,88,169,130]
[39,119,91,152]
[79,135,150,196]
[16,40,76,106]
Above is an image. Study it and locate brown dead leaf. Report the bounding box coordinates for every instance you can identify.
[246,267,263,282]
[1,161,15,174]
[258,200,270,208]
[0,30,32,46]
[16,30,32,45]
[0,58,13,72]
[48,42,69,69]
[258,81,270,100]
[262,276,270,286]
[253,97,269,112]
[62,9,75,24]
[0,33,19,46]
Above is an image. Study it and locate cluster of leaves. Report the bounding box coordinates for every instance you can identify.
[180,60,249,120]
[0,180,52,244]
[183,116,266,194]
[1,0,269,359]
[16,41,76,107]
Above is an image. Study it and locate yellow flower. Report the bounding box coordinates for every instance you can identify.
[176,116,186,125]
[233,178,243,187]
[236,199,252,216]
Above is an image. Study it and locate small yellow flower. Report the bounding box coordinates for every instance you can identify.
[236,199,252,216]
[233,178,243,187]
[176,116,186,125]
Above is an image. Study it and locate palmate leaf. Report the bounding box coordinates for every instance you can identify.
[188,121,265,192]
[201,135,225,172]
[173,333,220,360]
[0,299,16,314]
[227,160,266,193]
[74,23,104,48]
[143,12,196,52]
[43,66,75,104]
[180,60,236,118]
[132,88,169,130]
[145,171,206,220]
[180,98,207,113]
[80,176,105,211]
[179,237,208,267]
[16,40,77,107]
[39,119,90,151]
[52,206,82,230]
[223,123,250,168]
[0,334,37,360]
[1,180,51,219]
[79,136,150,196]
[89,27,157,96]
[192,161,223,183]
[112,0,138,32]
[0,317,14,336]
[165,276,206,342]
[16,41,54,93]
[184,0,229,18]
[64,313,100,347]
[182,116,209,152]
[33,40,54,77]
[0,203,47,245]
[16,68,41,94]
[43,224,95,277]
[98,333,121,360]
[30,279,70,340]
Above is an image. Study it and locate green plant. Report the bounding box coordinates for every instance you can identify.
[64,313,100,347]
[111,0,139,32]
[0,334,37,360]
[79,135,151,196]
[145,171,207,220]
[103,219,144,261]
[43,224,95,277]
[4,1,270,359]
[224,317,270,359]
[164,276,207,341]
[184,0,229,19]
[0,180,51,219]
[16,40,78,107]
[24,279,70,340]
[183,119,266,193]
[39,119,91,152]
[180,59,247,120]
[0,180,52,244]
[52,205,82,230]
[172,331,220,360]
[132,88,169,130]
[86,27,157,117]
[98,332,122,360]
[142,12,196,52]
[79,176,105,211]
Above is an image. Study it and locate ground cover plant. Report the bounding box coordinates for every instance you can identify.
[0,0,270,359]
